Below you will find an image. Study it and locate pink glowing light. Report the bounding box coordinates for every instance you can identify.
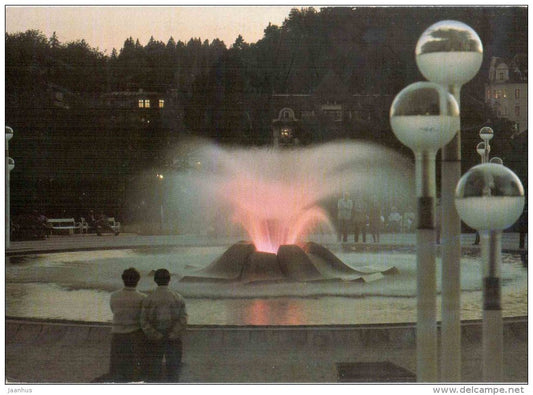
[223,177,333,253]
[184,140,414,254]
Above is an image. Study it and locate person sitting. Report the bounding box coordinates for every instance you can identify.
[95,212,119,236]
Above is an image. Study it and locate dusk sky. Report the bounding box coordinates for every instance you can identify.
[5,5,297,53]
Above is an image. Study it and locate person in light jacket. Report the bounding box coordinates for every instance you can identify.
[109,267,146,382]
[141,268,188,382]
[337,192,353,242]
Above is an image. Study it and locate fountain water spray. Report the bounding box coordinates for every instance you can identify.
[168,139,413,254]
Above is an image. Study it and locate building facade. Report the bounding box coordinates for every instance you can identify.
[485,55,528,134]
[270,71,394,147]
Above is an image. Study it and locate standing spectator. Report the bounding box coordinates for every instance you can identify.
[337,192,353,242]
[368,202,382,243]
[519,204,527,249]
[387,207,402,233]
[403,206,415,233]
[109,268,146,382]
[353,201,367,243]
[472,231,480,246]
[141,269,188,382]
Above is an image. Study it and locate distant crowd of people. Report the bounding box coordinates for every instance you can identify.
[336,192,416,243]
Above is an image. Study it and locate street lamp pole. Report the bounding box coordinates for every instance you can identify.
[416,21,483,382]
[156,173,164,233]
[6,126,14,248]
[456,163,524,381]
[390,82,460,382]
[480,126,494,164]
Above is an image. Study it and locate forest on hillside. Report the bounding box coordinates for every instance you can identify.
[5,6,527,218]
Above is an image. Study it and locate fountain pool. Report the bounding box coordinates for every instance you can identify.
[5,244,527,326]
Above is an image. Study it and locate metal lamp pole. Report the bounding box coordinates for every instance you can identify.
[390,82,460,382]
[415,20,483,382]
[477,142,487,164]
[156,173,164,232]
[480,127,494,164]
[6,126,14,248]
[456,163,524,381]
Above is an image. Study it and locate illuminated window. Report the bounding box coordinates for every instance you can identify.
[515,89,520,99]
[503,89,507,98]
[280,127,291,139]
[159,99,165,108]
[138,99,151,108]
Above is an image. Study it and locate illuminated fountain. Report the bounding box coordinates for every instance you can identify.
[171,139,414,283]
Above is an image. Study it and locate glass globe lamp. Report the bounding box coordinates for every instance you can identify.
[6,126,13,142]
[479,126,494,142]
[455,163,525,230]
[416,20,483,86]
[476,141,487,163]
[390,81,460,153]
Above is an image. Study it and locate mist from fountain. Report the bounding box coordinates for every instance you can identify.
[166,139,414,253]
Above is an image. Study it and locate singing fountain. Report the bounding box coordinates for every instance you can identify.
[173,139,413,283]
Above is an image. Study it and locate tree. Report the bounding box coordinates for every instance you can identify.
[49,31,61,49]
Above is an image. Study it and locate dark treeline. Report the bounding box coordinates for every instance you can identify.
[5,6,527,220]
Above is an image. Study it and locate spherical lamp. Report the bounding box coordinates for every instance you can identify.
[390,81,460,153]
[455,163,524,382]
[476,142,487,163]
[479,126,494,142]
[6,126,13,142]
[455,163,525,230]
[416,20,483,86]
[390,80,459,382]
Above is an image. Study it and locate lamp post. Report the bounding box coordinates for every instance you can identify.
[416,20,483,382]
[477,142,487,163]
[6,126,14,248]
[455,163,524,381]
[390,81,460,382]
[479,127,494,163]
[156,173,164,232]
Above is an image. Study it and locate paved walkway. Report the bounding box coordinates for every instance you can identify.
[5,231,527,255]
[5,317,528,384]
